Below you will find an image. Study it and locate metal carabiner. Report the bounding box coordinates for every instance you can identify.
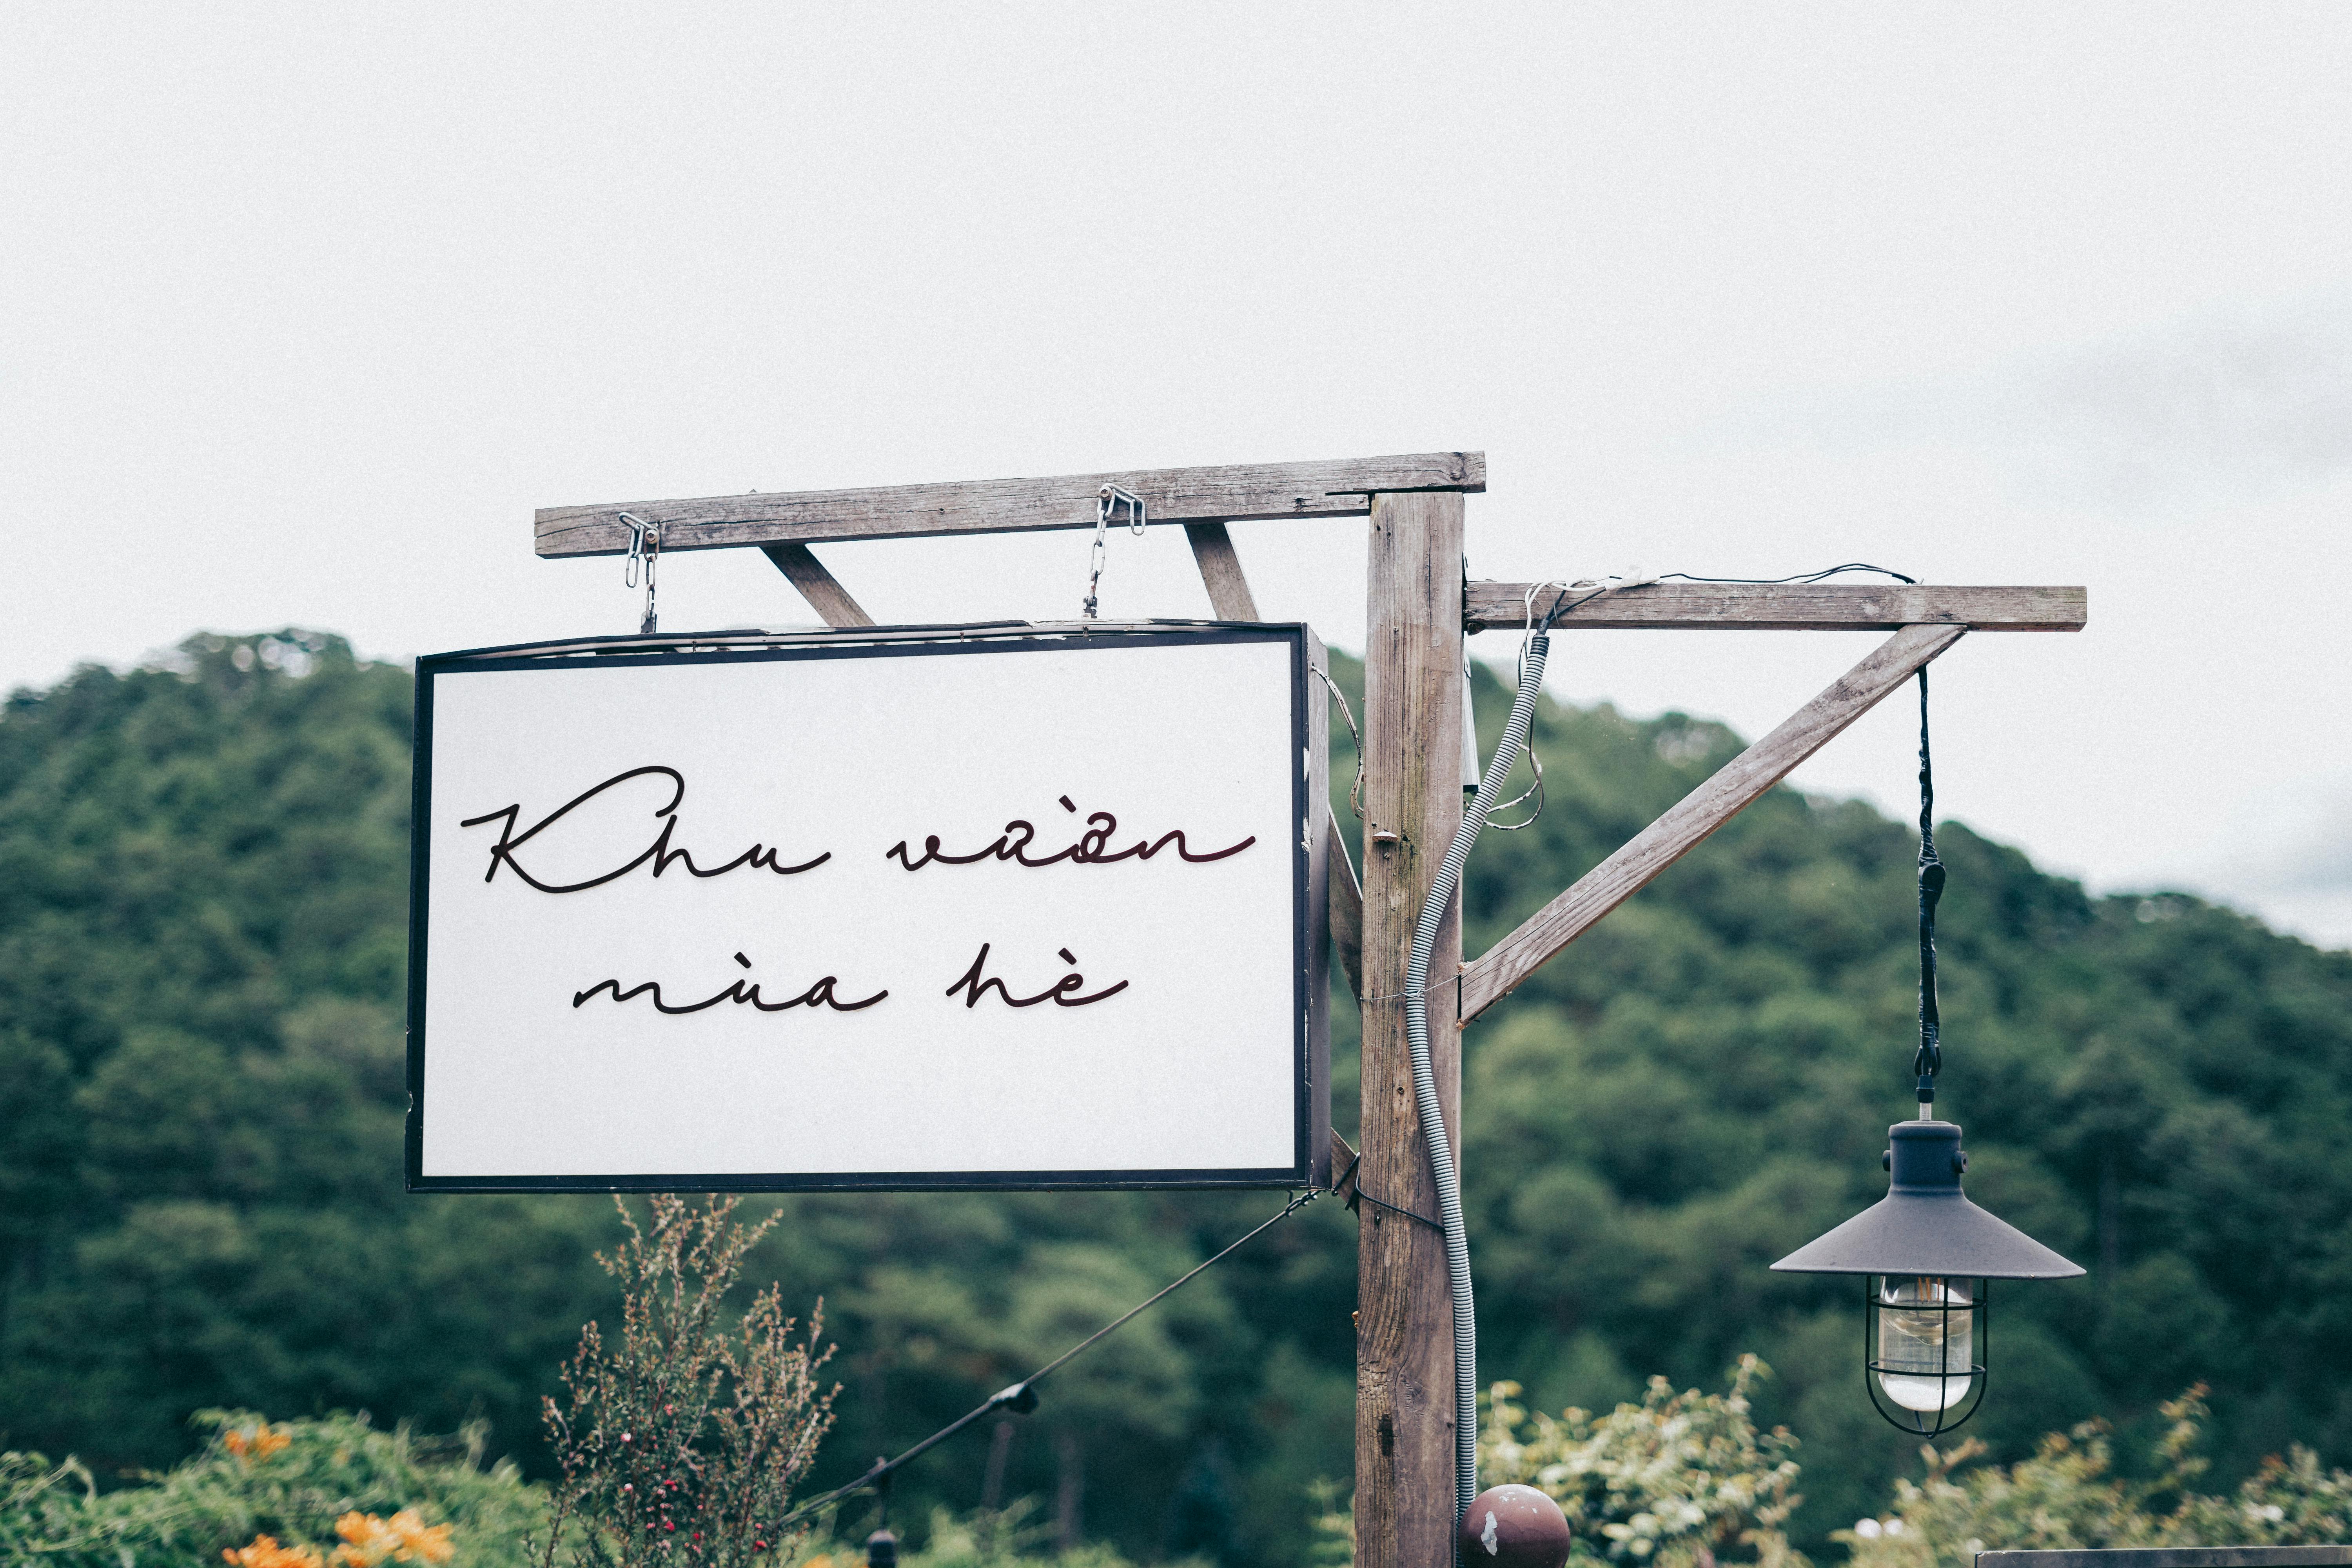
[1102,484,1145,536]
[621,513,657,584]
[620,513,660,633]
[1081,485,1148,620]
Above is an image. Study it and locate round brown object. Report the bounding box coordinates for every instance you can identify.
[1457,1484,1573,1568]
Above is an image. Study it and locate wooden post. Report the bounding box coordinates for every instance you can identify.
[1356,490,1465,1568]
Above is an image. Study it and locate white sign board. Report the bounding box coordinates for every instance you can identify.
[407,625,1330,1192]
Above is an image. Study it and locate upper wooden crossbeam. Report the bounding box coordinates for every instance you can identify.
[1464,581,2085,633]
[535,452,1486,557]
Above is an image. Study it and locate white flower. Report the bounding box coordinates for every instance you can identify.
[1855,1519,1884,1539]
[1886,1519,1906,1536]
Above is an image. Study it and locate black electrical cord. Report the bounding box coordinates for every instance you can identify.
[1610,561,1940,1103]
[1913,669,1944,1109]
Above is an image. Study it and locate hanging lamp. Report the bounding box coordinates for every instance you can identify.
[1770,669,2082,1437]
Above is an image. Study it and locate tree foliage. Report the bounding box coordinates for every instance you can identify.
[2,632,2349,1564]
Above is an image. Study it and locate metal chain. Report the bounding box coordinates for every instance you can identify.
[1082,485,1145,620]
[621,512,660,635]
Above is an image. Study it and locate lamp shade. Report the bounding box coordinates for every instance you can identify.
[1771,1121,2084,1280]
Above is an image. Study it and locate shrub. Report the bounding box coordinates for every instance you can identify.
[533,1196,838,1568]
[798,1500,1176,1567]
[1479,1355,1806,1568]
[0,1410,545,1568]
[1844,1387,2352,1568]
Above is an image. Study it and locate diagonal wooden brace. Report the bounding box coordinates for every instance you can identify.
[1181,520,1366,1000]
[762,543,875,627]
[1458,621,1967,1022]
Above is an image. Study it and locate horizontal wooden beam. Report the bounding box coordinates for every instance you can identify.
[1464,581,2084,633]
[1458,622,1965,1022]
[536,452,1486,557]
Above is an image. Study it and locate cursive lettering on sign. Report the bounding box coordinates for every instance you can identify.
[463,766,831,893]
[889,794,1254,872]
[945,943,1131,1009]
[572,951,887,1015]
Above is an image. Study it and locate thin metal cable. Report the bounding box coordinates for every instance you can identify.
[1660,562,1917,586]
[1515,565,1917,634]
[1316,665,1367,820]
[1482,563,1913,836]
[773,1188,1321,1531]
[1913,668,1944,1108]
[1357,971,1470,1006]
[1469,581,1612,834]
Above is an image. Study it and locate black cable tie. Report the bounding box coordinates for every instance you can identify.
[1336,1151,1445,1231]
[1353,1187,1447,1232]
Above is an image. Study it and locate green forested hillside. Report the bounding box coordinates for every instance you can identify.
[2,631,2348,1567]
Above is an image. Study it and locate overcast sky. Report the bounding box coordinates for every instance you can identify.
[4,5,2347,946]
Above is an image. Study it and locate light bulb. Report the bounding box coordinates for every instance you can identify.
[1876,1277,1974,1412]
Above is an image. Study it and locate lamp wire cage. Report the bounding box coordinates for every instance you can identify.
[1864,1274,1988,1437]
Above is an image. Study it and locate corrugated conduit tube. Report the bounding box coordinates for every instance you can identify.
[1405,630,1550,1524]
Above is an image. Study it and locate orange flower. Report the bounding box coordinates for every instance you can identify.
[223,1425,292,1463]
[331,1512,388,1566]
[223,1535,325,1568]
[330,1510,454,1567]
[388,1511,455,1565]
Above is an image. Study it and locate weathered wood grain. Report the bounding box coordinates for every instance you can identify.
[1463,581,2085,633]
[1184,521,1263,620]
[1330,1129,1361,1198]
[760,543,875,628]
[1458,622,1965,1022]
[1356,491,1466,1568]
[1328,822,1363,1002]
[536,452,1485,556]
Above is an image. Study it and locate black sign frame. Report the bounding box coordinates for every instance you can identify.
[406,621,1332,1194]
